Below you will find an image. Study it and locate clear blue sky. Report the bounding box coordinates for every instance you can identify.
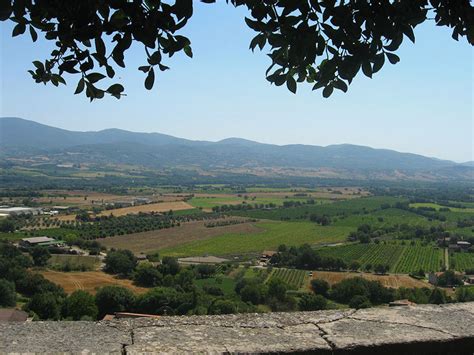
[0,2,472,162]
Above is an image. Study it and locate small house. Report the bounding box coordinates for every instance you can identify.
[0,309,28,322]
[457,241,471,251]
[20,236,65,249]
[260,250,277,263]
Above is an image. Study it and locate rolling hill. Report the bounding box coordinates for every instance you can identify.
[0,117,471,181]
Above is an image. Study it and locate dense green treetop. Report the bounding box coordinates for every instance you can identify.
[1,0,472,100]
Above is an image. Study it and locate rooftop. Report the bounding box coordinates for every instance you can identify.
[0,309,28,322]
[21,236,56,244]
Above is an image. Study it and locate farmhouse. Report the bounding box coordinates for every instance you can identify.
[428,272,443,285]
[0,309,28,322]
[457,241,471,251]
[260,250,277,263]
[0,207,42,216]
[20,236,65,248]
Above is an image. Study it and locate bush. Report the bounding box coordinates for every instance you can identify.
[104,250,137,276]
[0,278,16,307]
[349,295,371,309]
[208,300,237,315]
[133,263,163,287]
[95,286,136,318]
[310,279,329,297]
[159,257,180,276]
[25,292,62,320]
[298,293,327,311]
[63,290,98,320]
[29,246,51,267]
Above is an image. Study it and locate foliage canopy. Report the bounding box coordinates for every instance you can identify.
[1,0,472,100]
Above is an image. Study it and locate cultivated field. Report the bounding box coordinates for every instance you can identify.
[317,243,444,273]
[160,221,353,257]
[98,201,194,216]
[228,196,407,221]
[99,219,263,254]
[40,270,148,294]
[311,271,433,289]
[450,253,474,271]
[268,268,308,290]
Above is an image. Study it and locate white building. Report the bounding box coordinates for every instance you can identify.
[0,207,42,216]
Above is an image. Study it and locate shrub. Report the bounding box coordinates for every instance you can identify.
[298,293,327,311]
[349,295,371,309]
[63,290,98,320]
[0,279,16,307]
[95,286,136,318]
[310,279,329,297]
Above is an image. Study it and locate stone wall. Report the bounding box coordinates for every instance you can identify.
[1,302,473,354]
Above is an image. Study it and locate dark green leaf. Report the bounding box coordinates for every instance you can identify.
[372,53,385,73]
[12,23,26,37]
[106,84,124,97]
[362,61,372,78]
[74,79,85,95]
[403,26,415,44]
[333,80,348,93]
[286,76,297,94]
[95,37,106,57]
[183,45,193,58]
[86,73,106,83]
[29,25,38,42]
[145,68,155,90]
[322,85,334,98]
[386,53,400,64]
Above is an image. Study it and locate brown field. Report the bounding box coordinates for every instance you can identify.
[34,189,184,207]
[311,271,433,289]
[40,270,148,294]
[98,201,193,217]
[99,219,263,254]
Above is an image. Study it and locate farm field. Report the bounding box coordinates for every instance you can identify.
[318,243,405,271]
[159,221,353,257]
[317,243,444,273]
[267,268,308,290]
[47,254,102,271]
[450,253,474,271]
[333,208,433,228]
[99,219,263,254]
[392,246,444,273]
[188,195,330,210]
[410,203,474,213]
[40,270,148,294]
[194,276,237,296]
[311,271,433,289]
[228,196,407,221]
[98,201,194,216]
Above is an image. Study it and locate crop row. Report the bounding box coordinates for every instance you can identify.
[269,268,307,289]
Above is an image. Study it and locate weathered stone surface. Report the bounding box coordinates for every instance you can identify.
[1,303,473,354]
[0,321,131,354]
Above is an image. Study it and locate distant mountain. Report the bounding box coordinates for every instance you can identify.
[1,117,471,181]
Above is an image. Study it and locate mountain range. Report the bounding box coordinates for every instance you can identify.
[1,117,472,181]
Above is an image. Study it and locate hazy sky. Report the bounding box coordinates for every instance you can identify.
[0,2,472,162]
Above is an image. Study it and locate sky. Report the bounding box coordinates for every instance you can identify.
[0,2,472,162]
